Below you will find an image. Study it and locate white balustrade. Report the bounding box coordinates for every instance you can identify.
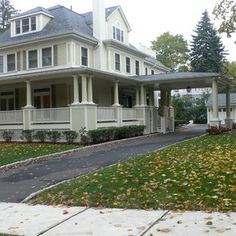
[97,107,116,122]
[122,108,137,121]
[31,107,70,123]
[0,110,23,124]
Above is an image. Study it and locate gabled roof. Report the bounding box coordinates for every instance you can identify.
[0,5,98,48]
[81,6,119,25]
[206,93,236,107]
[11,7,53,20]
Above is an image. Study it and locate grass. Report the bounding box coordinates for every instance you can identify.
[0,142,80,167]
[29,133,236,212]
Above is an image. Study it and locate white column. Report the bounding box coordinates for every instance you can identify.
[212,79,219,120]
[81,75,88,104]
[25,80,33,108]
[113,80,120,106]
[72,75,79,105]
[226,86,231,119]
[88,76,94,104]
[135,86,140,106]
[140,84,145,106]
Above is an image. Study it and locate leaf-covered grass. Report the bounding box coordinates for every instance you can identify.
[30,133,236,212]
[0,142,80,167]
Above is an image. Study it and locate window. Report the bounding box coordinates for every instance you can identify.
[113,26,124,43]
[53,45,58,66]
[14,17,37,35]
[151,70,154,75]
[7,54,16,72]
[42,47,52,67]
[0,56,3,73]
[145,68,148,75]
[28,50,38,69]
[15,20,21,34]
[135,60,140,75]
[31,16,36,31]
[22,18,29,33]
[81,47,88,66]
[115,53,120,71]
[126,57,131,73]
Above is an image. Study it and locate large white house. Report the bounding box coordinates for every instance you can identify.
[0,0,232,137]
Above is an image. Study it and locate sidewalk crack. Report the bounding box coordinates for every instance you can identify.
[37,207,90,236]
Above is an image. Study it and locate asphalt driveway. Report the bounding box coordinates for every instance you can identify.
[0,125,206,202]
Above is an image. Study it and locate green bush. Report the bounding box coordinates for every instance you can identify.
[88,125,145,144]
[79,127,90,145]
[21,130,34,142]
[1,130,14,142]
[63,131,78,144]
[47,131,61,144]
[34,131,47,143]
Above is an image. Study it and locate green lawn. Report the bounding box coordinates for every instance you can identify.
[30,133,236,212]
[0,142,80,167]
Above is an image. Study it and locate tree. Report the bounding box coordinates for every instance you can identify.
[213,0,236,39]
[151,32,189,71]
[0,0,18,32]
[190,10,226,73]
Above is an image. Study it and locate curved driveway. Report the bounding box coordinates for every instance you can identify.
[0,125,206,202]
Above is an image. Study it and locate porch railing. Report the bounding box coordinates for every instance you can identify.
[97,107,117,122]
[0,110,23,124]
[31,107,70,123]
[122,108,137,121]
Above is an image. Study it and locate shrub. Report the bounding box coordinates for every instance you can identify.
[21,130,34,142]
[47,131,61,144]
[79,127,90,146]
[206,126,231,135]
[1,130,14,142]
[88,125,145,144]
[63,131,78,144]
[34,131,47,143]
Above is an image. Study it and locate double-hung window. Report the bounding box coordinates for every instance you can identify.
[15,16,37,35]
[0,56,4,73]
[113,26,124,43]
[135,60,140,75]
[7,54,16,72]
[42,47,52,67]
[115,53,120,71]
[22,18,30,33]
[126,57,131,73]
[31,16,36,31]
[28,49,38,69]
[15,20,21,34]
[81,47,88,66]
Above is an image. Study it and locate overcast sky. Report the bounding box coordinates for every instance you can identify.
[11,0,235,61]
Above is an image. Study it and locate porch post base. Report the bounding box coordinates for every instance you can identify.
[22,106,35,130]
[225,118,233,129]
[209,119,221,128]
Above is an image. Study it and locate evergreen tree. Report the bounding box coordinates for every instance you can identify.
[0,0,18,32]
[190,10,226,73]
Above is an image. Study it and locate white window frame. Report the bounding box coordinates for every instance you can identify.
[126,57,131,74]
[81,46,89,67]
[6,53,17,72]
[27,49,39,70]
[135,60,140,76]
[41,46,53,67]
[115,53,121,71]
[14,16,37,35]
[0,55,4,73]
[112,25,124,43]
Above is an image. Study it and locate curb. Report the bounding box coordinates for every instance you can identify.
[0,133,160,173]
[22,133,205,204]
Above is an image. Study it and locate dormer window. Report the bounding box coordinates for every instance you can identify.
[113,26,124,43]
[15,16,37,35]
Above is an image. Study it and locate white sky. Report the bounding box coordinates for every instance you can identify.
[11,0,235,61]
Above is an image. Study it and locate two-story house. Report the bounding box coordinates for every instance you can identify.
[0,0,230,137]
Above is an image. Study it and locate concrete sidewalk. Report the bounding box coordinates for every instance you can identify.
[0,203,235,236]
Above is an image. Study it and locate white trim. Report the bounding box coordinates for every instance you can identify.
[41,46,53,68]
[10,11,54,21]
[27,48,39,70]
[114,52,121,72]
[80,46,89,67]
[112,25,124,43]
[6,52,17,73]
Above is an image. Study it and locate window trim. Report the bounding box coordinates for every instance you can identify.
[27,49,38,69]
[7,53,17,72]
[81,46,89,67]
[112,25,124,43]
[42,46,53,67]
[115,53,121,71]
[126,57,131,74]
[0,55,4,73]
[135,60,140,76]
[15,16,37,35]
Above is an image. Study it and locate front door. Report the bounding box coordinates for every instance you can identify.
[34,94,51,109]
